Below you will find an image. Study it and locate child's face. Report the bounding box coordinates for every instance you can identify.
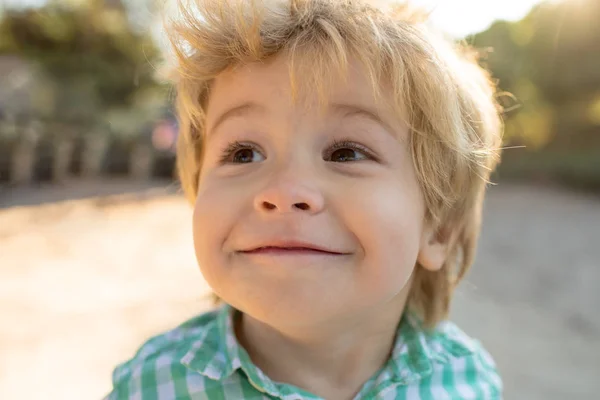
[193,55,444,328]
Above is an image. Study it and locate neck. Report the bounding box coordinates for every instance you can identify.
[234,294,407,400]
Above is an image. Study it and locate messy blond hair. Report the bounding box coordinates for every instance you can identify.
[165,0,503,328]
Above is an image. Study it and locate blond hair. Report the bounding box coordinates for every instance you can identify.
[165,0,503,327]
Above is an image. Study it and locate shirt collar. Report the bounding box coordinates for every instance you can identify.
[182,303,437,396]
[181,303,293,397]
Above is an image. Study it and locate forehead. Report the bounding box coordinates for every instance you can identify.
[207,53,394,118]
[204,54,408,141]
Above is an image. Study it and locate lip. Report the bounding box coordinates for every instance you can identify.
[239,240,349,255]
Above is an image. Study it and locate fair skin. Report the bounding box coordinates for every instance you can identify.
[192,54,447,399]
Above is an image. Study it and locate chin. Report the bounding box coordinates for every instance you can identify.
[231,289,344,328]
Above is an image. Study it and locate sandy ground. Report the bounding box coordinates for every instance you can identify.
[0,181,598,399]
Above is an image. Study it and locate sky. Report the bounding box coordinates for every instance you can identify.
[1,0,551,37]
[410,0,552,37]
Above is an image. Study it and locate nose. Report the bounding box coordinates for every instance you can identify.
[253,178,325,215]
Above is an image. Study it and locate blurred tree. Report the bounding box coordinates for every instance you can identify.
[0,0,165,131]
[0,0,168,181]
[469,0,600,188]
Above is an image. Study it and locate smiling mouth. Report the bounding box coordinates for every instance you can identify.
[241,246,344,255]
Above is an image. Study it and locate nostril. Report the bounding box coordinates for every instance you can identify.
[262,201,277,210]
[293,202,310,211]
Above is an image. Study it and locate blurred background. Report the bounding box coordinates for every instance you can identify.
[0,0,598,399]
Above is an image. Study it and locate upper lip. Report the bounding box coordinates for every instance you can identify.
[239,240,349,254]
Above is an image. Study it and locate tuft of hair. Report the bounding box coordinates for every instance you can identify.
[164,0,503,328]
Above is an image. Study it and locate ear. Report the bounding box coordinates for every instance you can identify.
[417,223,450,272]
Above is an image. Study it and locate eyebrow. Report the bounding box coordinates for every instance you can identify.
[329,103,395,136]
[207,101,395,137]
[208,102,266,135]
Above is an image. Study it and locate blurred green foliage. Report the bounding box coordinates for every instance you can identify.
[469,0,600,189]
[0,0,166,137]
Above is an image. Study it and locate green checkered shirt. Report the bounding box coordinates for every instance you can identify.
[106,304,502,399]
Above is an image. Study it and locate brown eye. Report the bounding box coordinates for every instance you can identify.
[330,148,366,162]
[220,142,265,164]
[232,148,256,163]
[325,141,371,163]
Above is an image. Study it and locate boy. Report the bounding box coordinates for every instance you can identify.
[107,0,503,398]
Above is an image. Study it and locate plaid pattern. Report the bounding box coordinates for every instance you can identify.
[106,304,502,399]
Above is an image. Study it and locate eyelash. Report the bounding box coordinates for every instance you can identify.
[218,141,258,164]
[218,139,377,164]
[325,138,377,162]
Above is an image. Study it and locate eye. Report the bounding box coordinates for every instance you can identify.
[329,148,367,162]
[325,140,373,162]
[220,142,265,164]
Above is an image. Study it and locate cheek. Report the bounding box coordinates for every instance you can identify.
[192,193,219,287]
[192,178,242,288]
[193,174,245,238]
[342,177,425,290]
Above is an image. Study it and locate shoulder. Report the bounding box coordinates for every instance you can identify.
[105,308,221,400]
[421,320,503,399]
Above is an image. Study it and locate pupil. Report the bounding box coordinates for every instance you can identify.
[333,148,355,162]
[235,149,253,163]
